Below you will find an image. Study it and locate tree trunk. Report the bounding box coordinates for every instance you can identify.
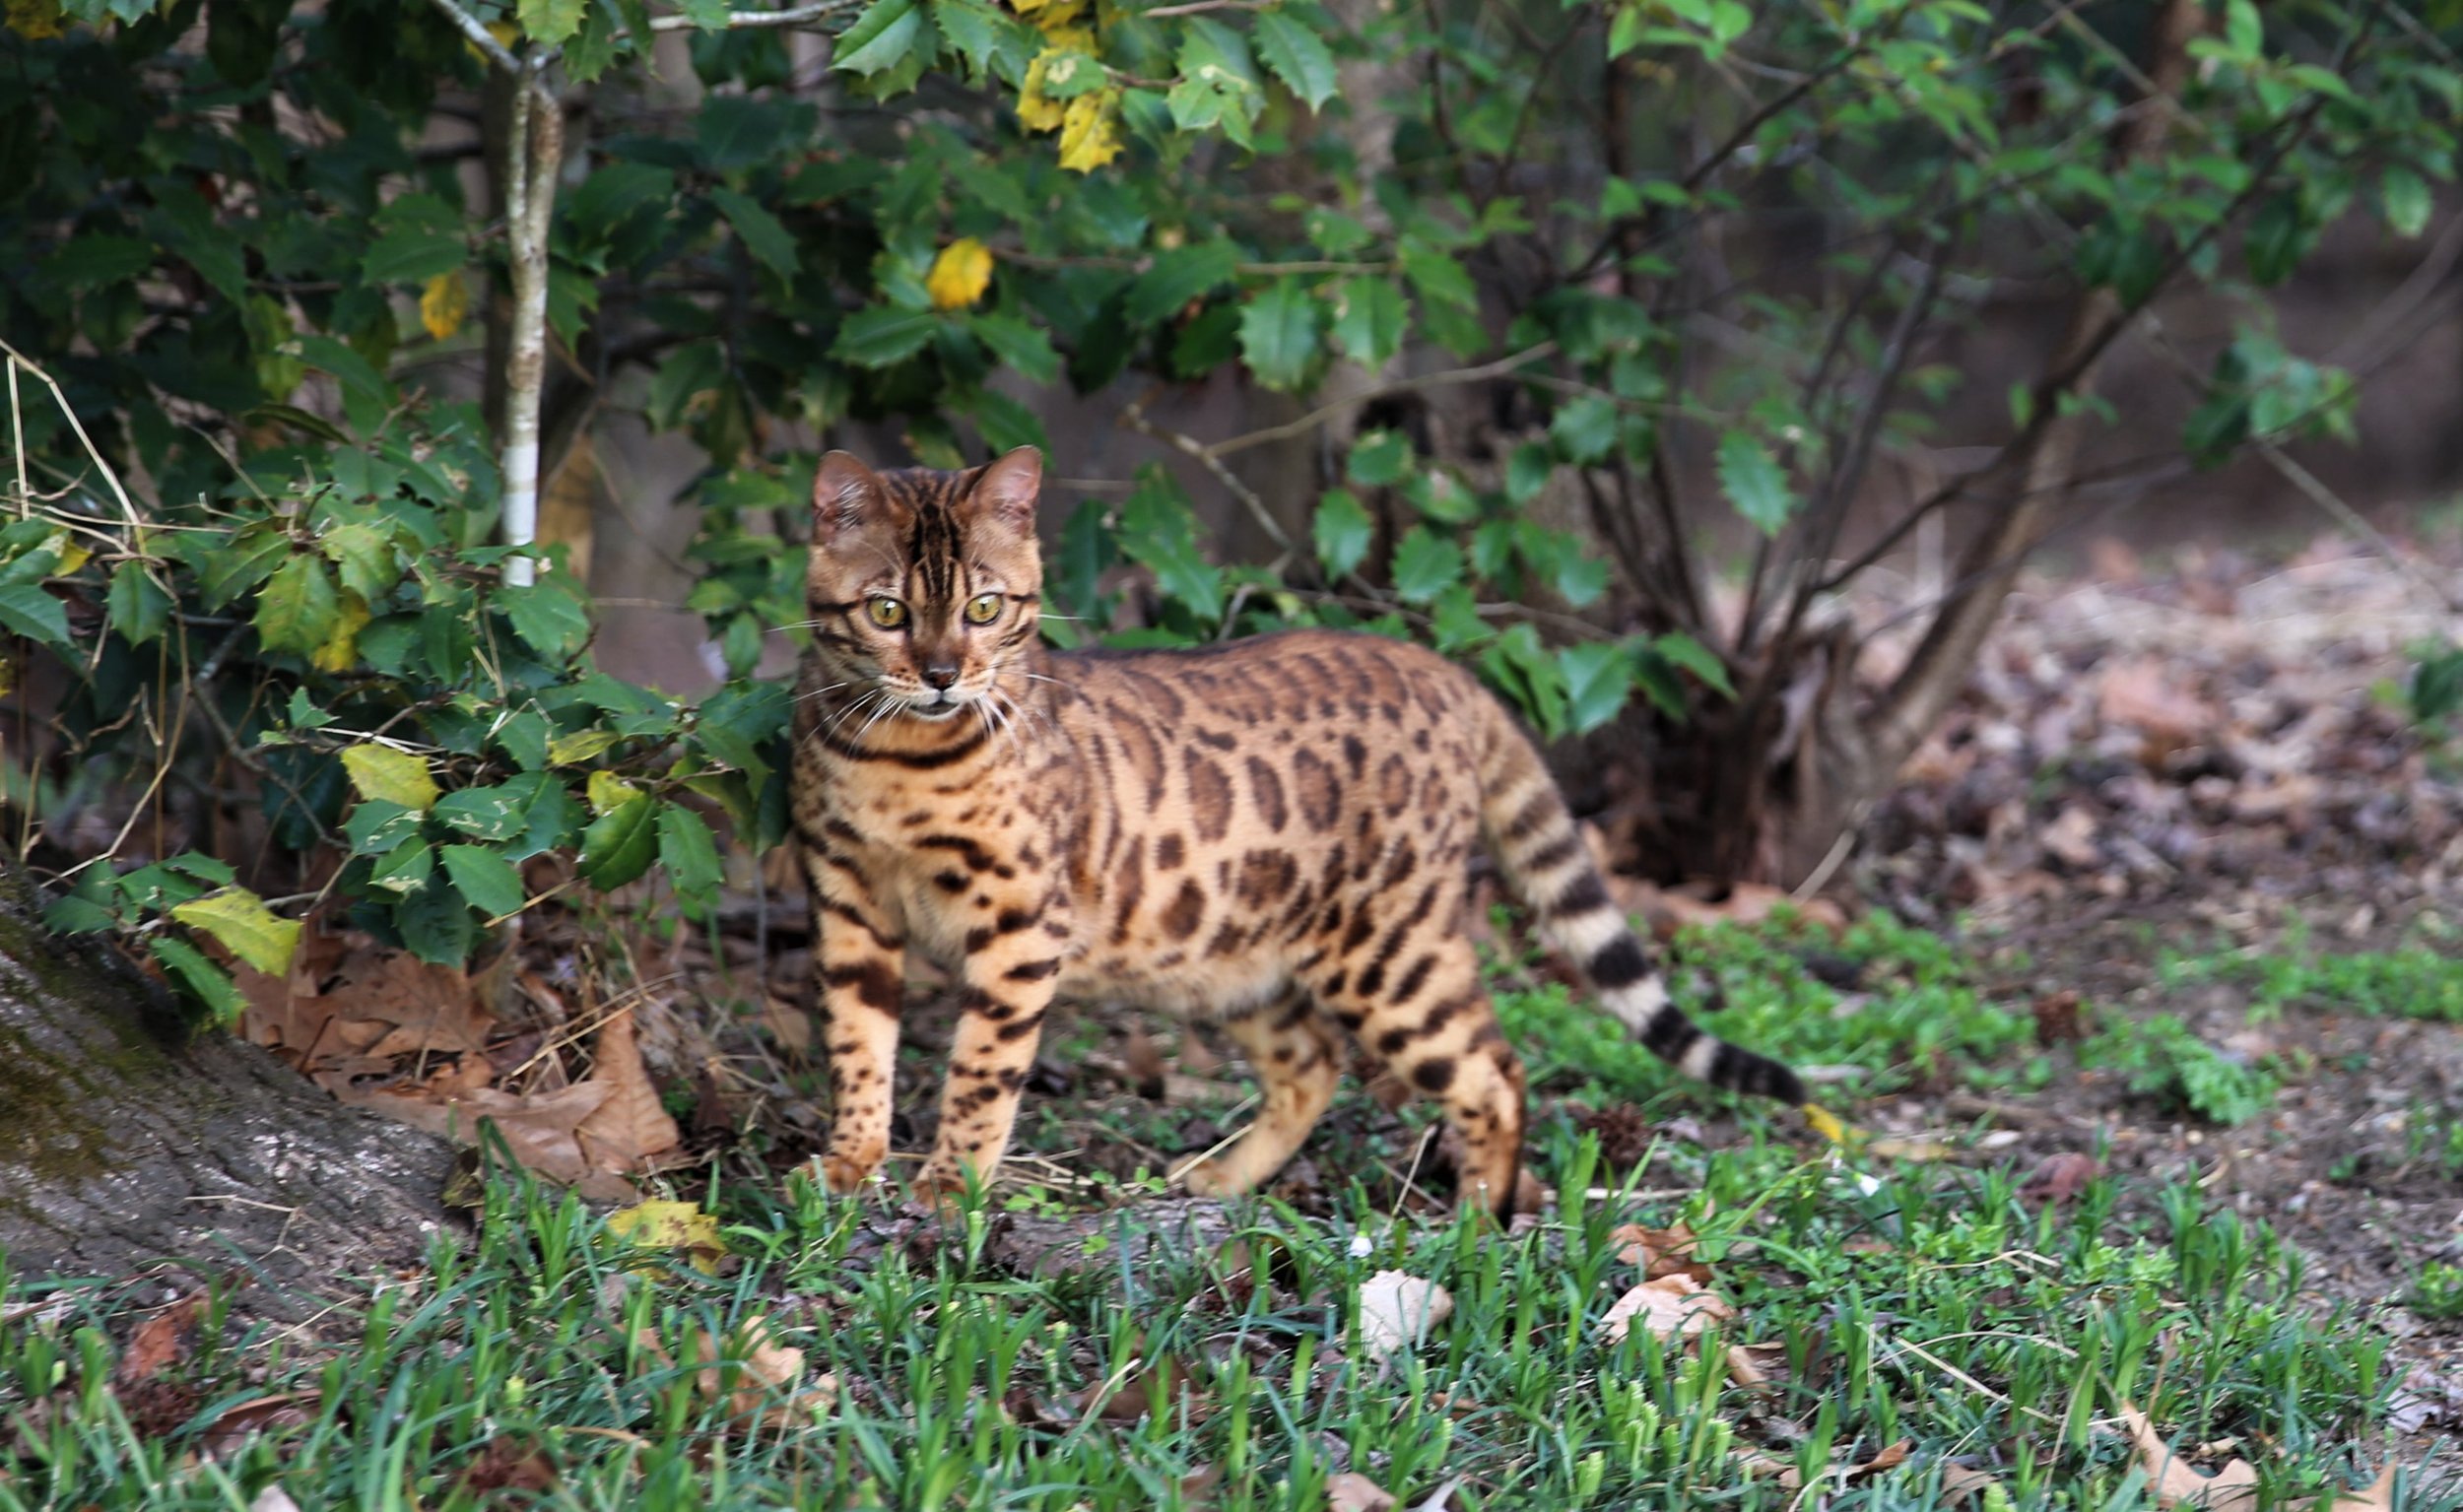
[0,875,456,1298]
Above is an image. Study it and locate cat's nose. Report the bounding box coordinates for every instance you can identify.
[921,663,961,690]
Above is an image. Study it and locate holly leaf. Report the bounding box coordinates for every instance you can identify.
[1557,642,1630,737]
[1312,488,1373,579]
[1252,9,1336,110]
[499,575,592,659]
[657,805,725,914]
[1389,526,1461,605]
[106,564,171,646]
[439,844,528,919]
[1126,240,1241,327]
[1715,430,1794,535]
[711,187,799,284]
[832,307,940,367]
[150,936,245,1023]
[579,793,660,889]
[341,744,440,812]
[0,582,70,648]
[834,0,927,75]
[168,887,300,975]
[518,0,584,44]
[255,555,340,658]
[1237,279,1323,392]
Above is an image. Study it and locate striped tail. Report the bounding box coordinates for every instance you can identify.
[1476,710,1805,1106]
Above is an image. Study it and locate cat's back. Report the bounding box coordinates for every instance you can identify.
[1050,627,1489,736]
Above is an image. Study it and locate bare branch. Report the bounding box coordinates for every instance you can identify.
[423,0,520,72]
[647,0,863,32]
[1203,343,1557,461]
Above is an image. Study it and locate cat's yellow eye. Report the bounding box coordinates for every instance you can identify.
[964,593,1003,625]
[866,597,908,629]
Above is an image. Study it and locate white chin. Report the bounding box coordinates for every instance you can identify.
[905,698,969,721]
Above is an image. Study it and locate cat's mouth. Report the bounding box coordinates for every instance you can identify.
[902,692,974,721]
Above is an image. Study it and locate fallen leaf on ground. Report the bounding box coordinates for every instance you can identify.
[1866,1136,1957,1162]
[1849,1438,1912,1479]
[452,1436,559,1496]
[574,1007,682,1172]
[1325,1472,1398,1511]
[1938,1463,2001,1503]
[115,1291,203,1386]
[606,1199,725,1275]
[196,1393,318,1461]
[2031,989,2086,1045]
[690,1317,837,1427]
[1733,1447,1801,1487]
[2023,1152,2103,1206]
[1608,1221,1700,1279]
[248,1486,302,1512]
[1357,1270,1453,1359]
[1726,1343,1785,1389]
[2121,1405,2260,1510]
[1600,1274,1735,1345]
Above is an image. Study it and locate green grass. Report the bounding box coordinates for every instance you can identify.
[3,1134,2441,1509]
[2159,939,2463,1024]
[4,920,2448,1508]
[2076,1014,2282,1127]
[1498,911,2042,1109]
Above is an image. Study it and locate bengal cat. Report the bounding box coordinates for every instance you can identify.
[789,446,1803,1216]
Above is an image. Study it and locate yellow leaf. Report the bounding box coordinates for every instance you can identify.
[4,0,64,38]
[606,1199,725,1274]
[1058,90,1124,174]
[585,769,640,815]
[420,270,471,342]
[341,744,439,812]
[1802,1103,1850,1144]
[1013,0,1087,24]
[549,729,623,767]
[926,238,995,311]
[1018,47,1069,132]
[168,887,301,976]
[309,594,370,673]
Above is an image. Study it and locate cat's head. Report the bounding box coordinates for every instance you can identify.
[804,446,1045,723]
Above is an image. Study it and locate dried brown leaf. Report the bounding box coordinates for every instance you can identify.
[1599,1274,1735,1345]
[2022,1151,2103,1206]
[573,1008,682,1172]
[1849,1438,1912,1479]
[689,1317,837,1427]
[1357,1270,1453,1359]
[2120,1404,2261,1511]
[1325,1472,1398,1511]
[2031,989,2086,1046]
[1608,1221,1698,1278]
[1939,1463,2001,1503]
[115,1291,203,1387]
[196,1393,317,1462]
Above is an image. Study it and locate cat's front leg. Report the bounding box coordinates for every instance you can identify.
[804,849,908,1195]
[912,892,1073,1205]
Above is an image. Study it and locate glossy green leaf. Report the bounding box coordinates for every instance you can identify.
[1253,9,1337,110]
[1390,526,1462,605]
[657,804,725,913]
[439,844,528,918]
[1715,430,1794,536]
[1557,642,1630,736]
[0,583,70,648]
[255,555,340,658]
[711,187,800,283]
[151,935,245,1023]
[1312,489,1373,580]
[1237,279,1322,392]
[578,793,660,889]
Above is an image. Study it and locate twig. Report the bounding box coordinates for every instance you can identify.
[1204,342,1557,461]
[1117,398,1293,553]
[422,0,519,71]
[647,0,861,28]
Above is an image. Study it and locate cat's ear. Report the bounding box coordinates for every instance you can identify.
[813,450,888,541]
[966,446,1043,533]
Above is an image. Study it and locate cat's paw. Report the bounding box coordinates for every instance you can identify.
[1178,1159,1243,1199]
[818,1142,886,1195]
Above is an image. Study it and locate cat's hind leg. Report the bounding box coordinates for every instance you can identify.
[1180,985,1343,1198]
